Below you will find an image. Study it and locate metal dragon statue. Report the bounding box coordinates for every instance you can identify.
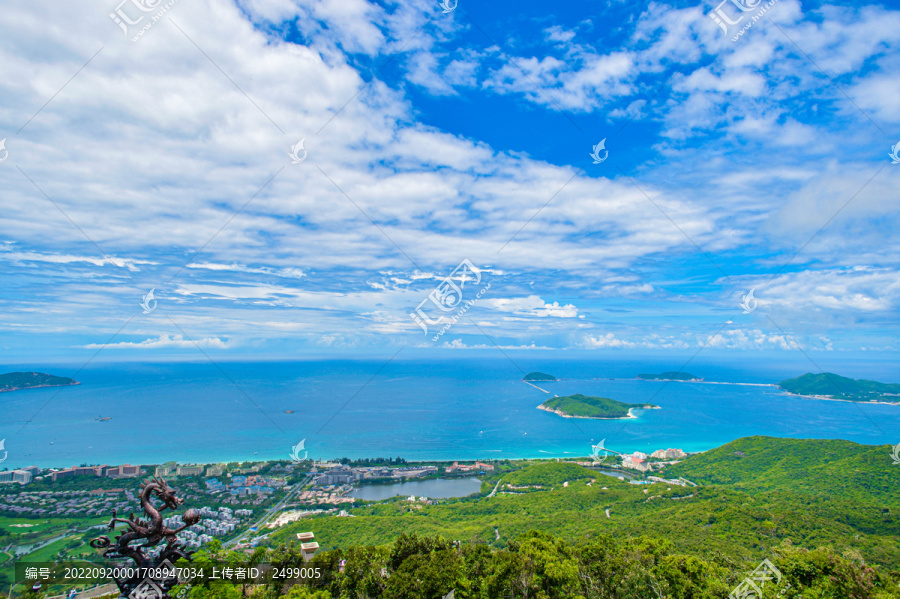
[91,476,201,598]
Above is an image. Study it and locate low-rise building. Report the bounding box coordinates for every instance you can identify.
[621,456,652,472]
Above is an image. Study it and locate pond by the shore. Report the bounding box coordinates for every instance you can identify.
[349,477,483,501]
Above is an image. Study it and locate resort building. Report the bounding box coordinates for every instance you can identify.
[621,456,652,472]
[446,461,495,473]
[650,448,687,459]
[176,464,204,477]
[106,464,140,478]
[0,470,33,485]
[155,463,176,477]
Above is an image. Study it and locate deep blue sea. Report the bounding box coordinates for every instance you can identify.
[2,356,898,468]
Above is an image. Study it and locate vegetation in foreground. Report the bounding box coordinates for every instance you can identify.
[268,437,900,574]
[172,531,900,599]
[7,436,900,598]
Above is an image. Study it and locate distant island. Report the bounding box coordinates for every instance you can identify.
[0,372,80,393]
[778,373,900,403]
[637,371,702,382]
[523,372,557,381]
[538,393,659,419]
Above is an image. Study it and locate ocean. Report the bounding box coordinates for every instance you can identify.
[2,356,898,468]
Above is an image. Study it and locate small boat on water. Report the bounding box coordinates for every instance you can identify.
[93,415,113,421]
[284,410,294,414]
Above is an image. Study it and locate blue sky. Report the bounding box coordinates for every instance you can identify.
[0,0,899,365]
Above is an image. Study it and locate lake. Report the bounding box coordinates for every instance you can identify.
[349,477,483,500]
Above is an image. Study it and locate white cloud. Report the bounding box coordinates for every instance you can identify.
[583,333,636,348]
[487,295,578,317]
[0,245,156,271]
[82,334,232,349]
[432,339,552,350]
[185,262,305,279]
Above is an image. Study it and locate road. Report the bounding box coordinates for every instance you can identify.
[487,478,502,498]
[225,472,313,548]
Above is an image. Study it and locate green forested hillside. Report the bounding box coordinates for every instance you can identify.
[523,372,557,381]
[0,371,78,392]
[664,436,897,500]
[778,372,900,401]
[539,394,656,418]
[269,437,900,574]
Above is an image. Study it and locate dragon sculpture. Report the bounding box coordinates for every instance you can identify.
[91,476,201,598]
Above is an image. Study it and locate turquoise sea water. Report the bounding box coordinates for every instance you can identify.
[1,357,898,468]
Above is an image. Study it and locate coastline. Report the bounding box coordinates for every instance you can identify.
[778,390,900,406]
[0,381,81,393]
[633,378,777,387]
[536,403,639,420]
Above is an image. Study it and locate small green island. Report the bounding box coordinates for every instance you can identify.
[538,393,659,419]
[637,371,702,381]
[523,372,557,382]
[778,372,900,403]
[0,371,80,393]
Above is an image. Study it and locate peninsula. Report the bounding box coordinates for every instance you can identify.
[523,372,557,381]
[778,373,900,403]
[0,371,80,393]
[538,393,659,419]
[637,371,702,382]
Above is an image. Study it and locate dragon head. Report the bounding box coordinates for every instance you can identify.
[142,476,184,511]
